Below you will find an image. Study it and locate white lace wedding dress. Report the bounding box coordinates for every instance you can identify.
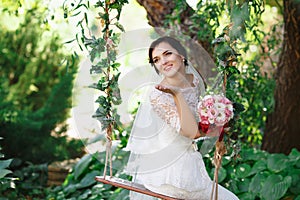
[125,75,239,200]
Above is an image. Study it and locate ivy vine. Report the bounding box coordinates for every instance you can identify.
[63,0,128,176]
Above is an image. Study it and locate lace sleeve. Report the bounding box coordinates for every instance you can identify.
[149,89,181,132]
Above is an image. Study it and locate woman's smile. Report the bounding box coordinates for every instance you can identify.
[163,64,173,72]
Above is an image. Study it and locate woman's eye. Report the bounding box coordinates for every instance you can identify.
[166,52,172,55]
[153,59,158,63]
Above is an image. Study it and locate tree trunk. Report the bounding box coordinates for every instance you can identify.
[262,0,300,154]
[135,0,176,27]
[136,0,212,51]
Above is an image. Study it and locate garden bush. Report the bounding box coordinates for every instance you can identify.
[203,145,300,200]
[0,2,84,164]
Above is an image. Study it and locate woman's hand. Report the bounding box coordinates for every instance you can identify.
[155,84,181,96]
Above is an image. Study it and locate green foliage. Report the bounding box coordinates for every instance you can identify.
[0,159,12,180]
[207,0,277,146]
[0,138,15,196]
[46,148,130,199]
[0,3,84,163]
[7,162,48,199]
[202,146,300,200]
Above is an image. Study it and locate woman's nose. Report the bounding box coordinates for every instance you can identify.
[161,56,168,65]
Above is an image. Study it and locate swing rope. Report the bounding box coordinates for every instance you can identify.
[103,131,113,178]
[209,67,228,200]
[210,140,227,200]
[102,98,112,177]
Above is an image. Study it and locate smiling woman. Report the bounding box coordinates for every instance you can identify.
[124,36,240,200]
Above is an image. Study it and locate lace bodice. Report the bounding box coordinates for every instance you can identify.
[149,75,201,132]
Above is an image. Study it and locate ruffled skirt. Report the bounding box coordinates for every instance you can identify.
[129,146,239,200]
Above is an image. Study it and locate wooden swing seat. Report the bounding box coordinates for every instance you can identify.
[95,176,182,200]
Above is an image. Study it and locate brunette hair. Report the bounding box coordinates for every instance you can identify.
[149,36,188,74]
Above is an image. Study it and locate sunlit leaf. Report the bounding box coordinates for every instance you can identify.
[0,169,12,179]
[0,159,12,170]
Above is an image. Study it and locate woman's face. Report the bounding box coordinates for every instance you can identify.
[152,42,185,78]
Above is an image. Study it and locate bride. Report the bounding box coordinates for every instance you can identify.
[125,36,239,200]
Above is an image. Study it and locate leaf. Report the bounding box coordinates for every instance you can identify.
[287,168,300,194]
[289,148,300,160]
[267,153,289,173]
[0,159,12,170]
[237,192,256,200]
[95,96,108,105]
[114,22,125,32]
[249,173,267,195]
[260,175,292,200]
[63,184,77,196]
[78,189,92,199]
[249,160,266,176]
[64,38,76,44]
[112,160,124,172]
[229,179,240,195]
[237,178,251,193]
[221,156,231,166]
[288,148,300,165]
[0,169,12,179]
[228,66,240,74]
[95,1,104,7]
[76,170,100,189]
[235,163,251,178]
[90,48,100,62]
[90,64,103,74]
[74,154,93,180]
[111,62,121,69]
[84,12,88,25]
[88,83,98,90]
[240,148,267,161]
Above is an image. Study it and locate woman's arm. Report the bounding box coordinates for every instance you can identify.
[155,84,204,139]
[173,92,203,139]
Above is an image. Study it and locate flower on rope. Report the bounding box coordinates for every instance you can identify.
[197,94,234,135]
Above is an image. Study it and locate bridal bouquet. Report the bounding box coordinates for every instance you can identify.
[197,94,234,134]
